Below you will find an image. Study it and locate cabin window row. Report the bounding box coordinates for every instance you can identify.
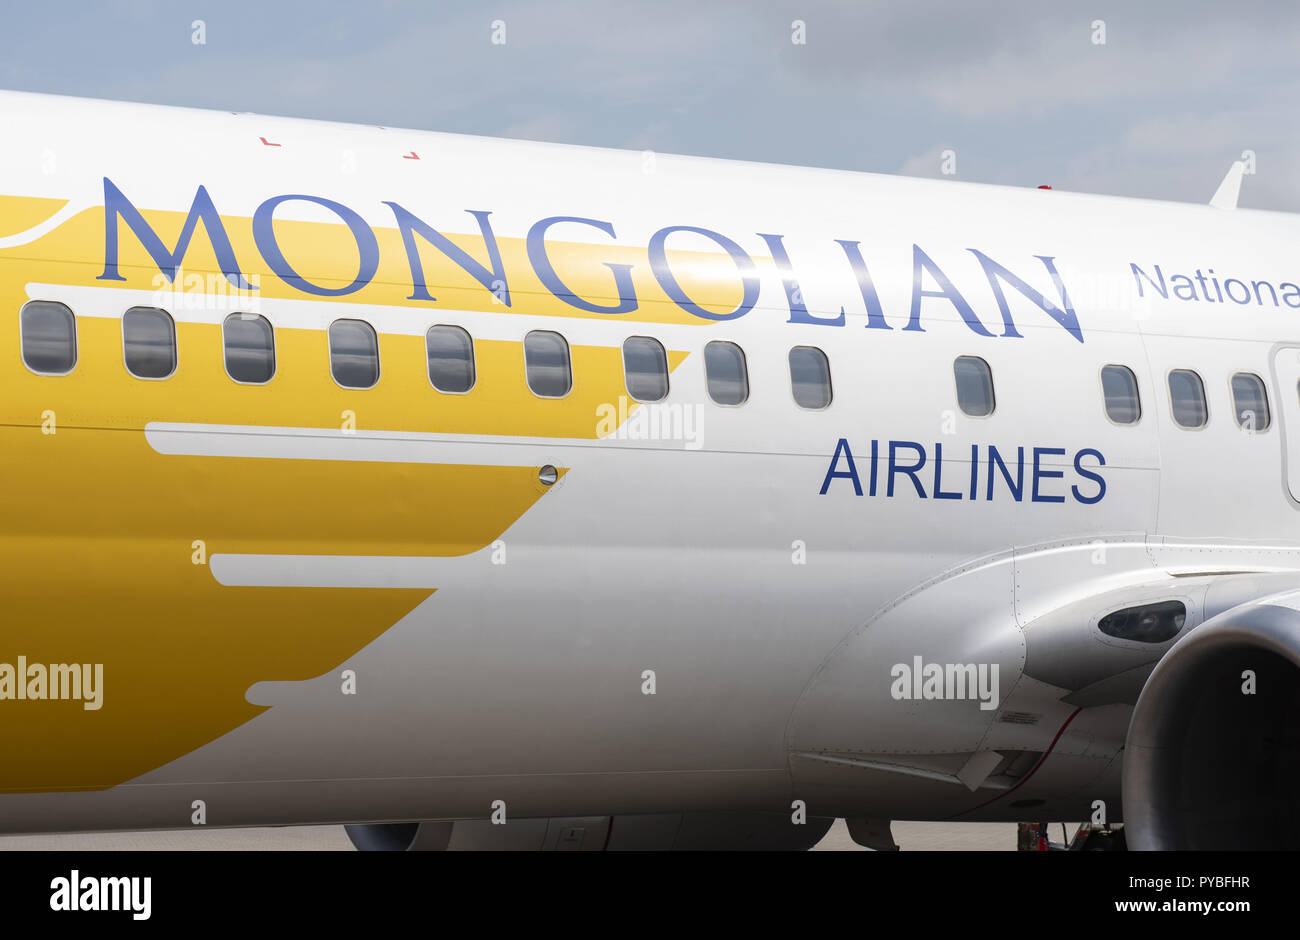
[18,301,1274,430]
[1102,365,1270,431]
[18,302,838,408]
[963,357,1270,432]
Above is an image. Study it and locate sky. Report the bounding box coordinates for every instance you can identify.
[3,1,1300,210]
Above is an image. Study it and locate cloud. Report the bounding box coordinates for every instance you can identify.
[2,0,1299,208]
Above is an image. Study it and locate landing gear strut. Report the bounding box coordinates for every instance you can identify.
[1017,822,1127,851]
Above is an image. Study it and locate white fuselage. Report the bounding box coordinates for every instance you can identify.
[0,89,1297,833]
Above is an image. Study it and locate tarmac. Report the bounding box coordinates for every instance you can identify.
[0,819,1082,850]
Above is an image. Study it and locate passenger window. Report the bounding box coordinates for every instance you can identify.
[1230,372,1270,431]
[623,336,669,402]
[705,341,748,405]
[329,319,379,389]
[20,300,77,374]
[789,345,832,409]
[524,330,572,397]
[123,306,177,379]
[953,356,994,416]
[1100,364,1141,424]
[1168,369,1207,428]
[427,325,475,393]
[223,313,275,384]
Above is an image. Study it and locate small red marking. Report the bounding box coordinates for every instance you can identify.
[947,707,1083,819]
[402,151,420,160]
[259,136,282,148]
[1037,184,1052,189]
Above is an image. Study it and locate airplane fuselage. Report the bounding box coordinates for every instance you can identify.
[1,90,1297,836]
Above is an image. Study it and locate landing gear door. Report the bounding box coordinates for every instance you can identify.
[1271,346,1300,504]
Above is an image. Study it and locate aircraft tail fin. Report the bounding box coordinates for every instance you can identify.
[1209,160,1245,209]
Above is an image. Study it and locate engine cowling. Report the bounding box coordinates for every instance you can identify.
[1123,593,1300,849]
[345,812,833,851]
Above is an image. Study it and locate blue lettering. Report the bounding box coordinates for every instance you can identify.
[986,446,1024,502]
[385,204,510,305]
[253,194,379,297]
[933,442,962,499]
[820,438,862,495]
[907,245,992,336]
[1171,274,1197,300]
[1130,263,1168,299]
[834,239,891,330]
[758,233,844,326]
[1252,280,1279,306]
[968,250,1083,343]
[1031,447,1067,503]
[98,178,252,289]
[1223,278,1251,304]
[526,216,637,314]
[888,441,927,498]
[1072,448,1107,504]
[649,225,759,321]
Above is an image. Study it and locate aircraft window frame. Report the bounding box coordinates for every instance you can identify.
[122,306,178,380]
[1099,364,1141,426]
[953,355,995,417]
[704,340,749,407]
[19,300,78,376]
[222,312,277,385]
[788,345,832,410]
[622,336,670,403]
[523,329,573,399]
[1229,372,1270,432]
[426,324,476,395]
[328,318,381,390]
[1167,368,1208,429]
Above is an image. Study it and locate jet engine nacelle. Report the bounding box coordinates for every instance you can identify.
[345,812,833,851]
[1123,591,1300,849]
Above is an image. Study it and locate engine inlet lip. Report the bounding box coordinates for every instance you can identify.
[1122,600,1300,850]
